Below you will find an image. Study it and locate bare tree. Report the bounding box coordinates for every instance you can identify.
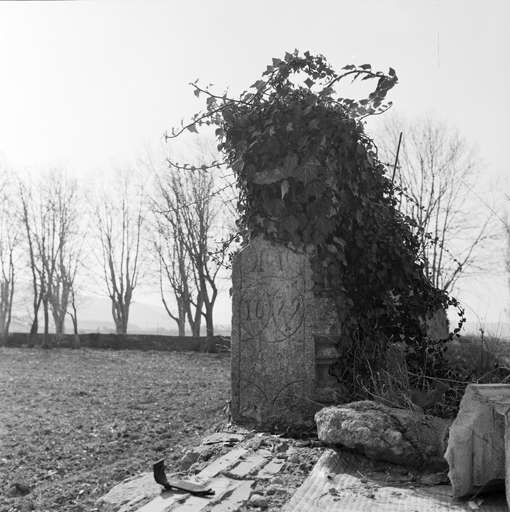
[43,170,84,334]
[18,181,46,343]
[17,169,85,338]
[159,168,229,346]
[146,138,234,343]
[153,225,198,336]
[151,169,205,337]
[0,172,20,334]
[92,167,148,334]
[373,113,494,292]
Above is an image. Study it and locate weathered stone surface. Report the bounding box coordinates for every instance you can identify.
[445,384,510,498]
[231,235,343,428]
[95,473,158,512]
[315,401,451,470]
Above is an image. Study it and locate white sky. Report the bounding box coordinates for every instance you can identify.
[0,0,509,333]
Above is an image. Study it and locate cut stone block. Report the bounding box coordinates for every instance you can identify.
[231,235,343,428]
[445,384,510,499]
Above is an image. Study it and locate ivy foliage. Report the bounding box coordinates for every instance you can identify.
[167,50,464,358]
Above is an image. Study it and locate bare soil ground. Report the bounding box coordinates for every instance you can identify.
[0,347,231,512]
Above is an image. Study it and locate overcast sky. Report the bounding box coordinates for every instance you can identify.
[0,0,509,332]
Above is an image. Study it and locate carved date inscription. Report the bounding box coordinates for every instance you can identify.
[240,278,305,342]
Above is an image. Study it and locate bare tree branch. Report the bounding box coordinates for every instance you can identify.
[374,113,495,293]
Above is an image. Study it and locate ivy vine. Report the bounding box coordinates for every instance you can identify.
[166,50,465,389]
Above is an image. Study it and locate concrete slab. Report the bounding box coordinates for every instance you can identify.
[194,448,248,482]
[283,449,508,512]
[257,459,286,479]
[167,478,234,512]
[208,480,255,512]
[227,453,268,478]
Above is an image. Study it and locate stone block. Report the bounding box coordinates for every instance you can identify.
[231,235,343,428]
[316,401,451,470]
[445,384,510,499]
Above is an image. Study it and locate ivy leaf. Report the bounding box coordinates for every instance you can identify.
[283,153,298,174]
[304,78,315,89]
[232,160,245,174]
[267,199,285,216]
[193,89,201,98]
[294,159,320,185]
[187,124,198,134]
[315,216,333,234]
[305,179,326,198]
[281,215,300,234]
[222,107,235,122]
[250,80,266,91]
[308,118,320,130]
[359,64,372,70]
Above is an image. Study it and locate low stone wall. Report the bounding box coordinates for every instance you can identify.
[0,333,231,353]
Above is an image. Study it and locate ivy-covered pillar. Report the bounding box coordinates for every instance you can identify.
[231,171,344,429]
[164,50,464,422]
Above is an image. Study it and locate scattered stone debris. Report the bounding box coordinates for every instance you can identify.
[96,426,325,512]
[97,418,491,512]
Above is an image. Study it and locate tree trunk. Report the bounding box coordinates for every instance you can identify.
[42,297,50,348]
[203,304,215,352]
[188,294,204,337]
[0,280,8,334]
[69,290,80,348]
[29,292,42,346]
[6,276,13,335]
[54,314,65,334]
[29,317,38,347]
[177,297,186,336]
[112,299,129,334]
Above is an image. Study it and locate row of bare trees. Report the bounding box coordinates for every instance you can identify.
[0,116,496,340]
[0,139,234,342]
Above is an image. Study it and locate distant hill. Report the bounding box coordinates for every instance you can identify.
[76,296,174,333]
[8,296,232,336]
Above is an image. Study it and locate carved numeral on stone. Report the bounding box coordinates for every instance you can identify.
[240,291,271,338]
[272,290,304,339]
[247,248,285,274]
